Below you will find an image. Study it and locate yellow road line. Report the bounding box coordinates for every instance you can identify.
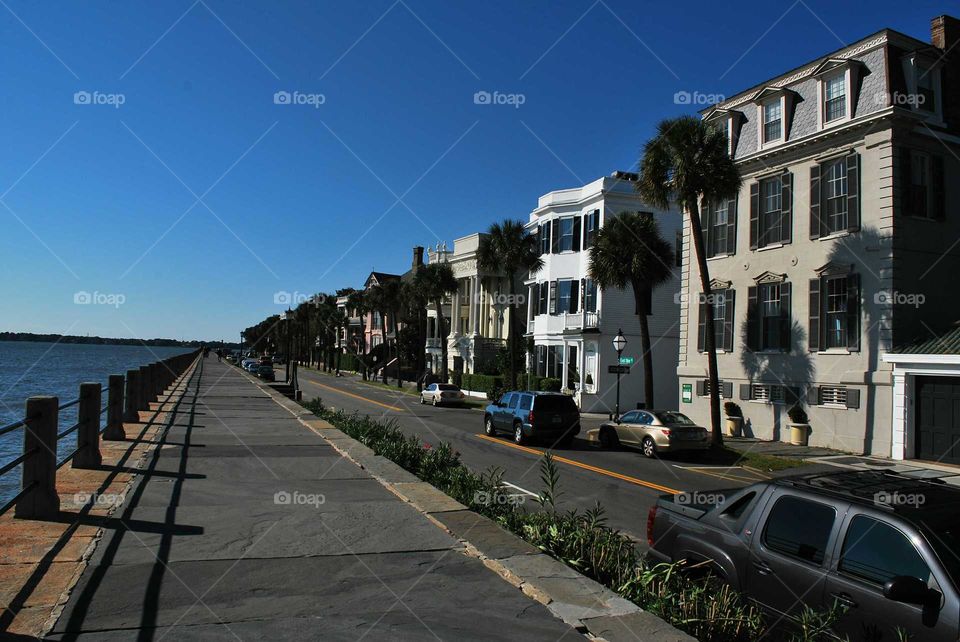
[302,379,405,412]
[475,434,681,494]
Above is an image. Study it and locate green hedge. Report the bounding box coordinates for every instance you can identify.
[460,373,503,394]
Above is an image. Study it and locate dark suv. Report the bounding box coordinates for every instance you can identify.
[483,391,580,447]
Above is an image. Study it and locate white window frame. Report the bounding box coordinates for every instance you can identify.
[759,97,785,147]
[902,53,944,126]
[819,385,848,407]
[750,384,785,404]
[820,71,850,127]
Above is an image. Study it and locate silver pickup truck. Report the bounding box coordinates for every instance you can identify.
[646,470,960,641]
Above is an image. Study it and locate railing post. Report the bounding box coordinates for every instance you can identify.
[139,365,151,409]
[104,374,125,440]
[73,383,102,469]
[124,369,141,423]
[16,396,60,519]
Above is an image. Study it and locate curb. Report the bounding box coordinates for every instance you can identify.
[251,369,695,642]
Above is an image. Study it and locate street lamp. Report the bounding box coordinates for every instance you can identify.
[612,329,627,422]
[282,308,293,382]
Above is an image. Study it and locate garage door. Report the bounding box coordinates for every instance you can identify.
[917,376,960,464]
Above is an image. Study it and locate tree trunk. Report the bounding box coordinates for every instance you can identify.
[634,285,655,409]
[394,308,403,389]
[507,273,518,389]
[437,297,449,382]
[688,202,723,447]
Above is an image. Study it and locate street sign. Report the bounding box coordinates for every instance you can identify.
[682,383,692,403]
[618,356,635,366]
[608,365,630,374]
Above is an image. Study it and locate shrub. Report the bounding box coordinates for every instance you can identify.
[451,371,463,388]
[461,373,503,394]
[788,404,808,424]
[724,401,743,418]
[539,377,561,392]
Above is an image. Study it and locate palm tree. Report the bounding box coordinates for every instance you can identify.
[401,279,429,392]
[379,279,404,388]
[637,115,741,445]
[347,289,369,380]
[589,211,674,409]
[414,262,458,381]
[478,221,544,389]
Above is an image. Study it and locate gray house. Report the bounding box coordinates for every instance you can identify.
[677,15,960,460]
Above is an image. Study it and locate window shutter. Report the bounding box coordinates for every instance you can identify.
[723,289,735,352]
[780,171,793,244]
[739,383,751,400]
[749,183,759,249]
[806,386,820,405]
[726,196,738,255]
[846,152,860,231]
[532,283,539,315]
[779,282,792,352]
[702,202,713,258]
[551,219,559,253]
[572,216,582,252]
[933,155,945,219]
[549,281,557,314]
[845,388,860,409]
[846,273,860,352]
[695,380,705,396]
[809,164,822,239]
[808,278,821,352]
[746,286,759,351]
[570,279,579,313]
[900,148,914,218]
[722,381,733,399]
[697,299,706,352]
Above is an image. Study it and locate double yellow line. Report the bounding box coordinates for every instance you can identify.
[302,380,405,412]
[475,434,681,494]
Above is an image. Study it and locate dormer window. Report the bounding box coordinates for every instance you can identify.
[812,58,862,129]
[901,51,943,123]
[916,61,936,112]
[703,108,742,157]
[752,87,795,148]
[823,74,846,122]
[763,101,782,143]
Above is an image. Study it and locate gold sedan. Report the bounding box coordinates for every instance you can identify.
[597,410,709,458]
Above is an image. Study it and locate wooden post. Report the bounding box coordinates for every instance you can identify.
[16,396,60,519]
[104,374,125,440]
[139,365,151,409]
[73,383,102,469]
[124,369,140,423]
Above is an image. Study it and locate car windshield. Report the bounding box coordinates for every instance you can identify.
[437,384,459,391]
[535,396,577,412]
[654,411,695,426]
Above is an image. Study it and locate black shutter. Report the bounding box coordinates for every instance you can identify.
[779,282,791,352]
[726,196,738,255]
[697,299,706,353]
[739,383,751,400]
[900,148,914,218]
[551,219,559,253]
[722,381,733,399]
[780,171,793,244]
[933,155,945,219]
[572,216,582,252]
[746,286,759,351]
[845,388,860,409]
[570,280,579,313]
[549,281,557,314]
[809,164,822,239]
[846,273,860,352]
[806,386,820,405]
[749,182,759,249]
[532,283,539,316]
[808,278,821,352]
[702,202,713,258]
[723,289,735,352]
[846,152,860,231]
[695,380,705,396]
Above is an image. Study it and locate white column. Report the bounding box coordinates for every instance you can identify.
[561,341,568,389]
[470,275,479,335]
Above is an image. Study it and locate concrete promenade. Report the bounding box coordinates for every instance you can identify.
[47,359,582,640]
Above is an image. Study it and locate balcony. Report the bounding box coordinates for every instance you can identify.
[564,311,599,330]
[349,316,362,326]
[425,338,442,349]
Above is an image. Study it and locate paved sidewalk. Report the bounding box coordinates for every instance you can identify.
[48,359,579,640]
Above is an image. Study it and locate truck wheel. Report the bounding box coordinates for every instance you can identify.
[642,436,657,458]
[514,422,526,445]
[484,416,496,436]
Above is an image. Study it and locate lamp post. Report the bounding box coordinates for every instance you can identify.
[612,329,627,422]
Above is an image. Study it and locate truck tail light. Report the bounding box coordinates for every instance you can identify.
[647,506,658,547]
[528,411,535,423]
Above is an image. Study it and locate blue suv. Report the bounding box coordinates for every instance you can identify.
[483,391,580,447]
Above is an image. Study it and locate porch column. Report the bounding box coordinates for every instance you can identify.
[561,341,568,389]
[451,281,461,337]
[470,275,479,335]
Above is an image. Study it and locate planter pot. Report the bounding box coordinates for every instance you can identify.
[788,423,810,446]
[725,417,743,437]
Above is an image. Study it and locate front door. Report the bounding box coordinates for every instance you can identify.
[917,376,960,464]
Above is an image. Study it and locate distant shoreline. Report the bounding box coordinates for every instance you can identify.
[0,333,214,348]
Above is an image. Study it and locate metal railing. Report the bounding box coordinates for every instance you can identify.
[0,349,201,519]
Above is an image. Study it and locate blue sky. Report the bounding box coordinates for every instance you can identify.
[0,0,947,341]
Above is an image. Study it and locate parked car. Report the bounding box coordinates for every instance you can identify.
[483,391,580,446]
[647,470,960,641]
[258,356,273,367]
[242,359,259,372]
[256,365,275,381]
[420,383,465,406]
[595,410,709,458]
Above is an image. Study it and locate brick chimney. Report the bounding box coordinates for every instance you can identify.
[931,15,960,50]
[412,246,425,272]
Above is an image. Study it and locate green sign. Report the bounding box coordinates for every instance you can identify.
[681,383,693,403]
[618,356,635,366]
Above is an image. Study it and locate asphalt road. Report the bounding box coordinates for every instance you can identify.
[293,367,770,542]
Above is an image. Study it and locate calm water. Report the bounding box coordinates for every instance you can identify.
[0,341,193,503]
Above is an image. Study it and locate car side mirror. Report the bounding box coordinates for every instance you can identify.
[883,576,938,606]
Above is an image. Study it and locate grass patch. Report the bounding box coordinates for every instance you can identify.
[730,448,808,472]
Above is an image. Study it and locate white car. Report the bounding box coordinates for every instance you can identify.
[420,383,465,406]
